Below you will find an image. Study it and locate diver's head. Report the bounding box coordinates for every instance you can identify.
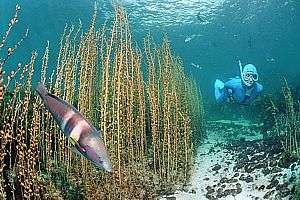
[241,64,258,87]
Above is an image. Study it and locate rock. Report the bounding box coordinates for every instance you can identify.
[276,182,290,197]
[279,187,290,197]
[236,187,242,194]
[216,190,226,198]
[212,164,221,171]
[205,194,217,200]
[223,188,239,197]
[239,174,253,183]
[250,153,265,162]
[291,185,295,194]
[231,178,239,183]
[206,186,215,195]
[225,161,231,165]
[166,197,176,200]
[291,163,296,170]
[239,174,245,181]
[233,164,243,171]
[269,160,277,167]
[245,175,254,183]
[289,174,296,182]
[208,147,215,154]
[270,167,282,174]
[226,188,235,196]
[263,190,275,199]
[245,163,267,173]
[258,185,265,191]
[266,178,279,189]
[278,153,298,168]
[216,187,223,194]
[220,177,228,183]
[237,154,250,164]
[262,167,271,175]
[244,164,255,173]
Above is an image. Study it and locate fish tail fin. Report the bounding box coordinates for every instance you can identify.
[36,82,48,98]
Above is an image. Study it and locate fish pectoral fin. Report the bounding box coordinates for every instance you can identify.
[69,137,77,146]
[70,130,81,143]
[69,137,87,154]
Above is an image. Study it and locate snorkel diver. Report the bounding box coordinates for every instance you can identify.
[214,60,263,105]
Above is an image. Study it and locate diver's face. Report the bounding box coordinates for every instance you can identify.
[243,72,258,87]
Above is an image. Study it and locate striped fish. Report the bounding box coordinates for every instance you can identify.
[36,83,112,172]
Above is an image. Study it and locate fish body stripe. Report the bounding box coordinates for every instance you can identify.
[61,110,76,131]
[44,96,70,126]
[69,120,90,142]
[0,86,3,101]
[63,113,83,137]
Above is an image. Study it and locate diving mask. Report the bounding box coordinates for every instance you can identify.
[242,72,258,86]
[239,62,259,87]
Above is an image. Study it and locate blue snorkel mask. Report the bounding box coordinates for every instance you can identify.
[239,61,258,87]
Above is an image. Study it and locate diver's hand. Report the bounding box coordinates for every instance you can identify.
[227,89,234,102]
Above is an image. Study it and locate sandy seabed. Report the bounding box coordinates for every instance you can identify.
[159,120,299,200]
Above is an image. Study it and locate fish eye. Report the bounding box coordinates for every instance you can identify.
[98,156,103,164]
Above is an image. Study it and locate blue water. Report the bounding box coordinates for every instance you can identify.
[1,0,299,118]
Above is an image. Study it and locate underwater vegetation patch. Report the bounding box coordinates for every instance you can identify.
[261,79,300,199]
[0,4,205,199]
[264,79,300,157]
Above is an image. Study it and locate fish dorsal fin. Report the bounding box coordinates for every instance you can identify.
[47,93,73,108]
[47,93,82,116]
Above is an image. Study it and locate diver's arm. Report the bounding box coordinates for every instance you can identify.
[224,79,237,90]
[223,79,238,97]
[257,83,263,93]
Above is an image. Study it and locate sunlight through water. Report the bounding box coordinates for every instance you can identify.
[98,0,227,28]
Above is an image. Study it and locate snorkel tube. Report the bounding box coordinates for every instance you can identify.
[239,60,248,86]
[238,60,243,79]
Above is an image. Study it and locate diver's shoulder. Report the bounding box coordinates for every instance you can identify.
[256,83,263,92]
[226,77,242,85]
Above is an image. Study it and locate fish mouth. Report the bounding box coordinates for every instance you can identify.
[103,162,112,172]
[93,160,112,172]
[100,158,112,172]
